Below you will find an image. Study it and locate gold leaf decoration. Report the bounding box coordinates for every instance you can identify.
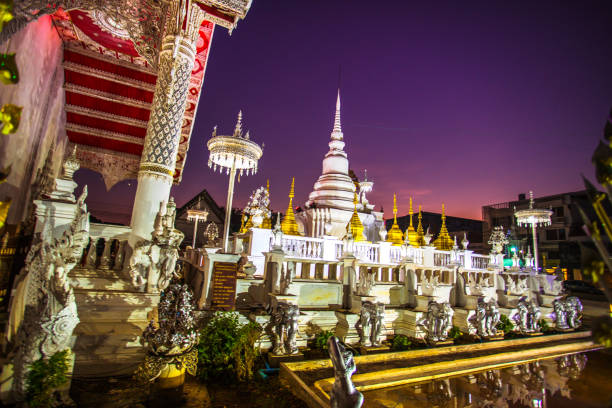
[1,104,22,134]
[0,197,11,229]
[0,1,13,34]
[0,53,18,85]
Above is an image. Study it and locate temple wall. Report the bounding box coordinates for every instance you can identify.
[0,16,66,226]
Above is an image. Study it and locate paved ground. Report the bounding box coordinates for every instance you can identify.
[580,298,610,329]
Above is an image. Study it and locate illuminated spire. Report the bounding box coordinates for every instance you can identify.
[409,198,414,227]
[262,179,272,229]
[347,192,366,241]
[331,89,343,141]
[281,177,301,235]
[433,203,453,250]
[405,197,419,247]
[386,194,404,246]
[416,205,425,246]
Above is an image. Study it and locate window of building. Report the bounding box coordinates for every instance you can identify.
[545,229,566,241]
[492,216,512,227]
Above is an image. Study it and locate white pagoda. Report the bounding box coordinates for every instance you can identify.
[296,92,384,241]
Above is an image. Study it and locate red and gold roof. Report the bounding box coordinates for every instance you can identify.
[50,8,214,188]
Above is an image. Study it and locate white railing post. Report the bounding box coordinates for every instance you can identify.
[423,246,435,267]
[378,241,391,264]
[463,250,473,269]
[321,236,338,260]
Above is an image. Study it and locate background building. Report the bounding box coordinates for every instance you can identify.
[482,190,607,279]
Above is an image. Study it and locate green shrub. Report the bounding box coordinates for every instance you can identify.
[448,326,462,340]
[539,318,552,333]
[313,330,335,350]
[496,314,514,334]
[197,312,262,382]
[25,350,70,408]
[391,335,412,351]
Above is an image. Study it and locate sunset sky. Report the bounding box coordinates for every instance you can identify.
[76,0,612,223]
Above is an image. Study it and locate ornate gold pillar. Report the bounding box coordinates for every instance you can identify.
[130,3,206,243]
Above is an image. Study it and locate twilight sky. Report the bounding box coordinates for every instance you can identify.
[76,0,612,223]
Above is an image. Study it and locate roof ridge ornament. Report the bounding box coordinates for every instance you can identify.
[233,110,243,137]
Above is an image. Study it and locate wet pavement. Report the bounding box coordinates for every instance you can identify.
[361,348,612,407]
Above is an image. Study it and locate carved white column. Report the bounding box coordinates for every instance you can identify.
[130,4,206,244]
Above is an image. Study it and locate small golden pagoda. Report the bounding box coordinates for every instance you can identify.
[261,179,272,229]
[416,205,426,246]
[386,194,404,246]
[405,197,419,247]
[433,203,453,250]
[281,177,301,235]
[346,192,367,241]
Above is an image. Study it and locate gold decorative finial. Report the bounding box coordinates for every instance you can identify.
[387,193,404,246]
[233,110,243,137]
[262,179,272,229]
[404,197,419,247]
[346,191,366,241]
[433,203,453,250]
[281,177,301,235]
[416,205,425,246]
[393,194,398,218]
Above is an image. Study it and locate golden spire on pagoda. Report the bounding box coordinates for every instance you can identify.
[433,203,453,250]
[281,177,301,235]
[405,197,420,247]
[416,205,425,246]
[386,194,404,246]
[347,192,367,241]
[262,179,272,229]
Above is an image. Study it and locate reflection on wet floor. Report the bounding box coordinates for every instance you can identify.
[362,350,612,408]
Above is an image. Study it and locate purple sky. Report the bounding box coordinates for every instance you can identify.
[76,0,612,223]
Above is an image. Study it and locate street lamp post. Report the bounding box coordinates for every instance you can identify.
[514,191,552,273]
[207,111,263,253]
[187,209,208,248]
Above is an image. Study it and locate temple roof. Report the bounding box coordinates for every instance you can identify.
[0,2,251,189]
[50,8,215,189]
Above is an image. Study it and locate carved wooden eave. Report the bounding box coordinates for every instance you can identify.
[196,0,252,32]
[2,0,253,190]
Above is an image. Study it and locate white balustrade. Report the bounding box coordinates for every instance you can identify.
[335,242,344,259]
[434,251,451,267]
[257,228,496,273]
[389,246,403,264]
[279,236,324,259]
[354,242,379,263]
[471,254,490,270]
[86,223,132,271]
